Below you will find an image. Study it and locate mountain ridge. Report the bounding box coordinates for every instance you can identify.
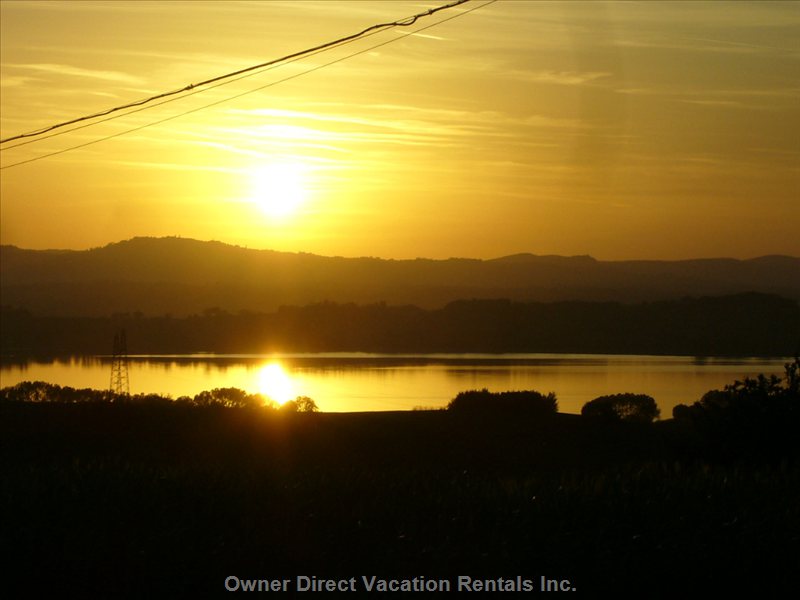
[2,237,798,317]
[3,235,796,263]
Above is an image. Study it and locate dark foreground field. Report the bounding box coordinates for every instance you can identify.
[2,403,799,597]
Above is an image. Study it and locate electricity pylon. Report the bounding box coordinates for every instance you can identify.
[110,329,130,396]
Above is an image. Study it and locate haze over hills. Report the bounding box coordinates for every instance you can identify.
[1,237,798,317]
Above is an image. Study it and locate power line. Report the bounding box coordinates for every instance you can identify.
[0,12,393,152]
[0,0,471,145]
[0,0,495,171]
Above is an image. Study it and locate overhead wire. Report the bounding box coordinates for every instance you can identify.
[0,0,495,171]
[0,9,396,152]
[0,0,471,146]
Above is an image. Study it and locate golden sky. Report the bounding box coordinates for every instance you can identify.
[1,0,798,260]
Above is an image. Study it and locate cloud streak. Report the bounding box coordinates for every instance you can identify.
[508,70,612,86]
[6,63,144,85]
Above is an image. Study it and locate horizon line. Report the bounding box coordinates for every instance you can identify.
[1,235,798,263]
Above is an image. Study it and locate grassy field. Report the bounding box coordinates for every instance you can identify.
[2,402,798,596]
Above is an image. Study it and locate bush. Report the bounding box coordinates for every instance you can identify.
[672,358,800,421]
[447,388,558,415]
[0,381,277,409]
[671,358,800,458]
[673,358,799,423]
[192,387,272,409]
[280,396,319,413]
[0,381,117,403]
[581,393,660,423]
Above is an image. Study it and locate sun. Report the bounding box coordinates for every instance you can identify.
[257,362,295,405]
[249,162,309,218]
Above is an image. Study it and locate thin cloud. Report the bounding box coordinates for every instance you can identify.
[614,85,800,106]
[613,35,799,58]
[0,75,41,88]
[678,99,747,109]
[7,63,144,85]
[510,70,612,86]
[393,30,450,42]
[107,160,242,174]
[229,104,588,134]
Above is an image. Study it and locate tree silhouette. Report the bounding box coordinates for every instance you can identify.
[192,387,272,408]
[280,396,319,413]
[447,389,558,415]
[673,358,799,423]
[581,393,660,423]
[0,381,116,403]
[672,358,799,458]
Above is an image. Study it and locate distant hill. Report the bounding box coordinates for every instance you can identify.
[1,237,799,317]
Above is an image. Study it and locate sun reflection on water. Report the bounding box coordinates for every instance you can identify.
[257,362,295,405]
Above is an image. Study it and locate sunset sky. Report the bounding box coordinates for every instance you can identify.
[1,0,798,260]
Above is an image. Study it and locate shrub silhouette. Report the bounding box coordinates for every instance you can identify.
[673,358,799,422]
[0,381,283,409]
[581,393,660,423]
[192,387,272,408]
[447,388,558,415]
[0,380,117,403]
[672,358,799,458]
[280,396,319,413]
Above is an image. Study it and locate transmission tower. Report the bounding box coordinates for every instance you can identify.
[110,329,130,396]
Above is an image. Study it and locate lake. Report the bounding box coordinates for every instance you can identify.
[0,353,791,415]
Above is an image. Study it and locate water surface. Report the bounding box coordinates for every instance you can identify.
[0,353,789,415]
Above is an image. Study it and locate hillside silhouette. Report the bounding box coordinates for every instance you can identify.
[3,293,798,356]
[2,237,798,317]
